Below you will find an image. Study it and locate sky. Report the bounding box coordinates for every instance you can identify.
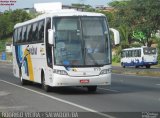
[0,0,113,12]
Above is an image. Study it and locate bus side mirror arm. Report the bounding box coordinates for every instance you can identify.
[109,28,120,45]
[48,29,55,47]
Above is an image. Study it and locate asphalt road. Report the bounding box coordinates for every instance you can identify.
[0,63,160,118]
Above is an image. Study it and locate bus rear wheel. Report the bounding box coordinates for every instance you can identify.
[87,86,97,92]
[146,65,150,69]
[42,74,51,92]
[121,63,125,68]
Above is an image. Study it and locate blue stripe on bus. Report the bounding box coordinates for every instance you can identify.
[123,61,158,67]
[15,45,22,68]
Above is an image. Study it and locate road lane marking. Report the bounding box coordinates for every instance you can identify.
[0,79,116,118]
[0,91,10,96]
[98,88,120,92]
[156,84,160,86]
[0,106,28,110]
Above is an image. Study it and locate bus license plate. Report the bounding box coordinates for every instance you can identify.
[80,80,89,84]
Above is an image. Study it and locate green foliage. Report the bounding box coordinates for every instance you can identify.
[71,3,95,12]
[108,1,129,8]
[118,24,130,48]
[0,42,5,52]
[0,9,32,40]
[130,43,142,48]
[112,55,121,63]
[109,0,160,47]
[112,46,122,63]
[127,0,160,46]
[156,38,160,64]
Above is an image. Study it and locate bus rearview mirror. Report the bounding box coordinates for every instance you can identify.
[48,29,55,46]
[109,28,120,45]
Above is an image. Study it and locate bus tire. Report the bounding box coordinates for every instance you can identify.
[87,86,97,92]
[19,69,28,85]
[135,66,139,68]
[41,73,51,92]
[121,63,125,68]
[146,65,150,69]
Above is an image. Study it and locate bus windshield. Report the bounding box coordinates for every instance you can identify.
[53,17,110,66]
[143,47,157,55]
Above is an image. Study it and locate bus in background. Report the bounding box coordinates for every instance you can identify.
[121,46,158,68]
[12,9,120,92]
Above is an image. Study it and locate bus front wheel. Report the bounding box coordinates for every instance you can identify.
[87,86,97,92]
[19,69,28,85]
[41,73,51,92]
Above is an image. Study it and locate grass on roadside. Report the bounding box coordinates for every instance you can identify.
[112,62,121,66]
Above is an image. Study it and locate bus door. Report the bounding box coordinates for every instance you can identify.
[45,17,53,68]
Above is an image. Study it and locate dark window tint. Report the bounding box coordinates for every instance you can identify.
[38,20,44,41]
[27,25,31,41]
[17,27,22,43]
[143,47,156,55]
[121,51,125,58]
[22,26,27,42]
[45,18,52,67]
[13,29,18,44]
[32,22,38,41]
[46,18,51,43]
[27,24,33,42]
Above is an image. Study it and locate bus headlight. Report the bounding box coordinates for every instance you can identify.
[53,69,68,75]
[100,68,112,75]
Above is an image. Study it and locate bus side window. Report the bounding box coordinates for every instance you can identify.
[29,24,33,42]
[17,27,22,43]
[32,22,38,42]
[138,49,141,57]
[13,29,18,44]
[26,25,31,42]
[22,26,27,42]
[38,20,44,41]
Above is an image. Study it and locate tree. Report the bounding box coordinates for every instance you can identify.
[108,1,131,48]
[10,9,32,24]
[127,0,160,46]
[71,3,95,12]
[109,0,160,47]
[0,9,32,39]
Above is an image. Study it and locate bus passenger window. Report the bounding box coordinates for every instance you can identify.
[26,25,31,42]
[32,22,38,42]
[17,27,22,43]
[38,20,44,41]
[22,26,27,42]
[13,29,18,44]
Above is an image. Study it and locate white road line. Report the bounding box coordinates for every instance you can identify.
[0,106,28,110]
[98,88,120,92]
[0,79,116,118]
[156,84,160,86]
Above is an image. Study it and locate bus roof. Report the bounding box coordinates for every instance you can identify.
[14,10,105,28]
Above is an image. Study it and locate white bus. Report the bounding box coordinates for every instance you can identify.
[121,46,158,68]
[13,10,120,92]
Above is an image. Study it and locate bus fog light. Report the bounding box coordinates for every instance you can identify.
[100,69,111,75]
[53,69,68,75]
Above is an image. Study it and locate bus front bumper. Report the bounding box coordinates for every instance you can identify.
[51,74,111,87]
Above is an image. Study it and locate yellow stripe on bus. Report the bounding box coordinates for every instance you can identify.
[24,49,34,81]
